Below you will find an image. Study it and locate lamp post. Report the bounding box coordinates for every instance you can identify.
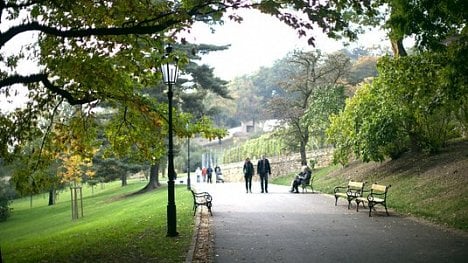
[187,132,191,190]
[186,123,191,190]
[161,45,179,237]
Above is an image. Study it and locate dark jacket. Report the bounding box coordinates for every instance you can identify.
[243,161,254,177]
[257,158,271,176]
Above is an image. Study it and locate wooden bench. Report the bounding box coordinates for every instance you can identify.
[334,181,366,209]
[191,190,213,216]
[356,183,391,217]
[301,175,315,193]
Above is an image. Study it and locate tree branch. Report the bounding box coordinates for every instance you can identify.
[0,73,97,105]
[0,18,181,48]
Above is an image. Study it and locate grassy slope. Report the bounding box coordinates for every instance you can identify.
[272,140,468,231]
[0,180,194,263]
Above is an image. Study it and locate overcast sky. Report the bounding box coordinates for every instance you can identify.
[1,8,392,112]
[183,9,390,80]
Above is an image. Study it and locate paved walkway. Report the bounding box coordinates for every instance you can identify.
[194,182,468,263]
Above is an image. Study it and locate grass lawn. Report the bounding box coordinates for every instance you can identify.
[0,179,194,263]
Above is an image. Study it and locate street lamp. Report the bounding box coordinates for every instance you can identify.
[160,44,179,237]
[186,124,191,190]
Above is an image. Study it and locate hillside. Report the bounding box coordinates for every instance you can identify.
[318,139,468,231]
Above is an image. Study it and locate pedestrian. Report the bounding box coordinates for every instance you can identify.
[290,165,311,193]
[195,167,201,183]
[207,166,213,183]
[257,155,271,193]
[214,165,224,183]
[243,157,254,193]
[202,167,207,182]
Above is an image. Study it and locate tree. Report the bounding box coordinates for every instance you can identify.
[269,50,350,165]
[336,0,467,56]
[0,1,395,193]
[327,50,467,165]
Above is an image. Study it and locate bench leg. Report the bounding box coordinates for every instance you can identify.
[384,203,389,216]
[356,200,367,212]
[207,203,213,216]
[368,202,374,217]
[193,204,197,216]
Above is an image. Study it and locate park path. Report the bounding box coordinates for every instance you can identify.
[193,182,468,263]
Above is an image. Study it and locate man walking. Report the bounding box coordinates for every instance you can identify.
[257,155,271,193]
[243,157,254,193]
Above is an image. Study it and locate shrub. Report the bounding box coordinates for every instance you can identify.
[0,180,15,221]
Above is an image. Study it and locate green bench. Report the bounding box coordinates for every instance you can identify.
[301,175,315,193]
[356,183,391,217]
[334,181,366,209]
[191,190,213,216]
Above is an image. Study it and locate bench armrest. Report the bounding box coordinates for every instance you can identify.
[367,192,385,201]
[194,192,212,201]
[334,186,347,193]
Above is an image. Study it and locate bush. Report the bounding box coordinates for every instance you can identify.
[0,180,15,221]
[327,52,466,164]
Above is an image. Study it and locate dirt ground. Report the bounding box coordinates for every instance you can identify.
[190,208,214,263]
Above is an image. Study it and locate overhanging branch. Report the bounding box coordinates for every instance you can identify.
[0,73,96,105]
[0,18,182,48]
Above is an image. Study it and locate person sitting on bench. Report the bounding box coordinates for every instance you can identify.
[290,165,311,193]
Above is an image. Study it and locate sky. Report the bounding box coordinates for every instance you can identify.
[183,9,390,81]
[1,8,391,112]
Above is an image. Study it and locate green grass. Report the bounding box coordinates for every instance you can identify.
[0,180,194,263]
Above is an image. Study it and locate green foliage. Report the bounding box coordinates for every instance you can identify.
[222,134,287,163]
[303,85,347,148]
[0,179,16,221]
[266,51,350,164]
[327,51,466,164]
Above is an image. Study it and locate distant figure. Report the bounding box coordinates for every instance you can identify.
[195,167,202,183]
[214,165,224,183]
[207,166,213,183]
[290,165,311,193]
[257,155,271,193]
[202,167,207,182]
[243,157,254,193]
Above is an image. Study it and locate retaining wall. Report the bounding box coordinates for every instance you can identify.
[218,148,334,182]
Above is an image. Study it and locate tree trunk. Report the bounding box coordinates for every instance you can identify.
[121,172,127,186]
[300,128,309,165]
[48,188,55,206]
[391,38,407,57]
[149,164,161,188]
[300,140,307,165]
[132,163,161,195]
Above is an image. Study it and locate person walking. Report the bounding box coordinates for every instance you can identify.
[257,155,271,193]
[195,167,201,183]
[201,167,207,182]
[207,166,213,183]
[243,157,254,193]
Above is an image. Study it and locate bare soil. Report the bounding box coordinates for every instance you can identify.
[190,208,214,263]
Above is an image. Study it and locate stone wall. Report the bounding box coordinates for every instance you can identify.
[218,147,334,182]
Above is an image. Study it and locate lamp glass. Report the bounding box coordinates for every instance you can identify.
[161,62,179,85]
